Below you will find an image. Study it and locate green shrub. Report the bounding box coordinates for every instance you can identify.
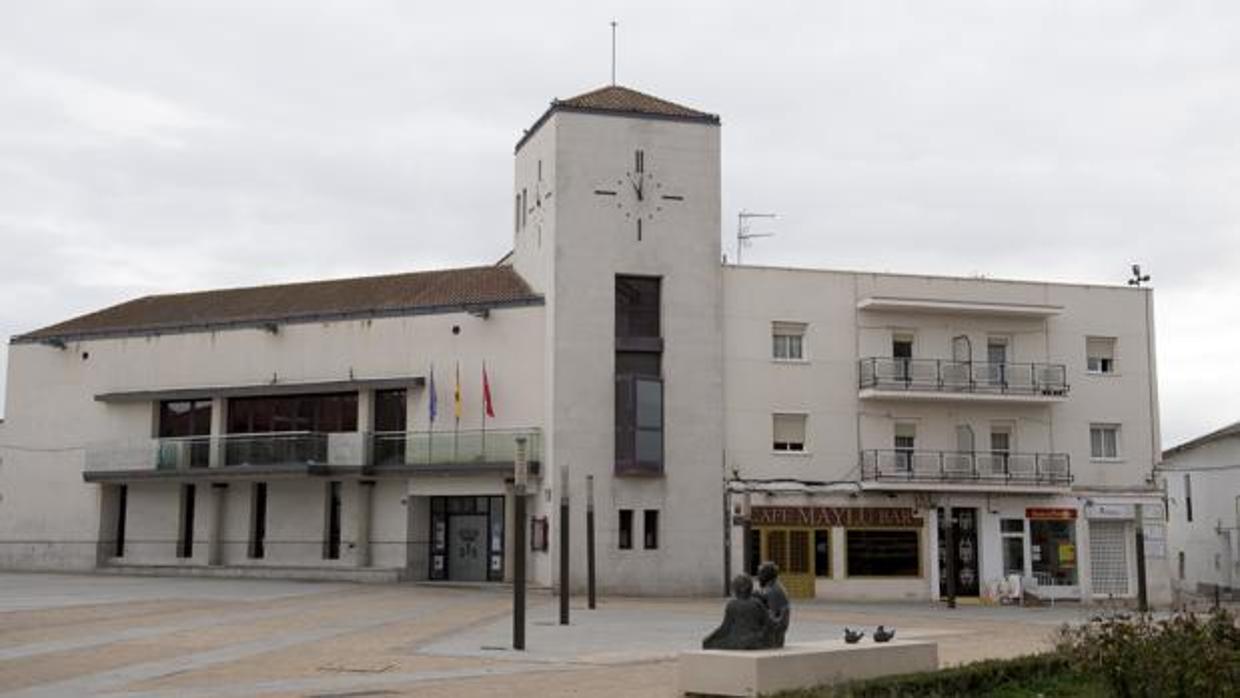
[774,652,1098,697]
[1054,607,1240,698]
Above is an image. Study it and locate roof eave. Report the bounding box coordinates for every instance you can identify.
[515,102,721,154]
[10,295,545,347]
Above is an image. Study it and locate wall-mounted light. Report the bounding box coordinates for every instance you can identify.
[262,322,280,335]
[467,306,491,320]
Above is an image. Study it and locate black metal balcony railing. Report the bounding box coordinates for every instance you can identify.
[858,358,1069,396]
[860,449,1072,485]
[87,428,542,473]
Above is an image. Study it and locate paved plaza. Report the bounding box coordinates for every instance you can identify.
[0,572,1096,697]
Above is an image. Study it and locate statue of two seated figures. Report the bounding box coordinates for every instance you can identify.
[702,562,791,650]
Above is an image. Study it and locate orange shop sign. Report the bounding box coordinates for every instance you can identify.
[1025,507,1077,521]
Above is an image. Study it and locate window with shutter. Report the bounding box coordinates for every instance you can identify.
[773,413,807,452]
[1086,337,1117,374]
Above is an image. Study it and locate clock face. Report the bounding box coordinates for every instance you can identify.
[594,149,685,241]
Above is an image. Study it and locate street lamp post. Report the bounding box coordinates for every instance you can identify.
[512,437,528,650]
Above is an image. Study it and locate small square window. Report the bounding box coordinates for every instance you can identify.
[1090,424,1121,459]
[772,322,807,361]
[1086,337,1116,374]
[773,413,807,452]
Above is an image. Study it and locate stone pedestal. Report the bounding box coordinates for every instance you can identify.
[677,639,938,697]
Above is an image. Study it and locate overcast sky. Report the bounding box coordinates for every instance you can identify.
[1,2,1237,447]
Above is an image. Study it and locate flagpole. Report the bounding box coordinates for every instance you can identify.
[428,364,435,464]
[453,362,460,462]
[481,361,487,459]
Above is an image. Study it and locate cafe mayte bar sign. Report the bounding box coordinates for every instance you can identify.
[749,506,924,528]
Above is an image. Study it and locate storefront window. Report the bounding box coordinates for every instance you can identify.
[1030,519,1077,585]
[846,529,920,577]
[1001,518,1026,577]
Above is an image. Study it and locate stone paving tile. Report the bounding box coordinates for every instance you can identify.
[0,572,1097,697]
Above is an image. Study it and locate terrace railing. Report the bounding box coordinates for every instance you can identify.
[858,358,1069,397]
[859,449,1072,485]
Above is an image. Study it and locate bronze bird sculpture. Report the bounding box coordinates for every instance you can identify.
[873,625,896,643]
[843,627,865,644]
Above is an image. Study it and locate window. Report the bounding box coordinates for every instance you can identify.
[1090,424,1121,460]
[772,322,806,361]
[373,389,408,465]
[521,188,527,229]
[892,335,913,381]
[846,529,920,577]
[1030,519,1077,585]
[1087,337,1116,374]
[177,484,196,559]
[615,276,661,340]
[615,276,664,476]
[249,482,267,559]
[158,399,212,468]
[1178,551,1186,580]
[814,530,831,578]
[323,481,342,560]
[616,376,664,474]
[1184,474,1193,522]
[1001,518,1025,577]
[227,393,358,434]
[619,509,634,550]
[986,338,1008,385]
[514,194,521,233]
[894,423,916,470]
[643,510,659,549]
[114,485,128,558]
[773,413,807,452]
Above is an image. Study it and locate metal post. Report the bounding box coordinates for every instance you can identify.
[741,490,753,575]
[944,507,957,609]
[1134,503,1149,612]
[586,475,597,610]
[559,464,570,625]
[512,437,528,650]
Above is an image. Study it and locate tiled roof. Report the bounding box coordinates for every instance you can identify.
[555,85,719,122]
[1163,420,1240,459]
[15,266,541,343]
[517,85,719,151]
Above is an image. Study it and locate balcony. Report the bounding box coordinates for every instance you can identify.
[860,449,1072,487]
[83,428,542,482]
[858,358,1068,403]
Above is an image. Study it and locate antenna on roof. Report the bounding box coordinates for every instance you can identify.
[1127,263,1151,287]
[610,20,618,85]
[736,210,777,265]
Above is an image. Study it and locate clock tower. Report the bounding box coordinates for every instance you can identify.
[511,85,724,594]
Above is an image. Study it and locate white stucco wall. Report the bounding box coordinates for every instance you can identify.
[1160,435,1240,595]
[0,304,545,571]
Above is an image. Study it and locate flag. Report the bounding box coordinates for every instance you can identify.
[428,365,438,423]
[482,364,495,419]
[453,362,462,420]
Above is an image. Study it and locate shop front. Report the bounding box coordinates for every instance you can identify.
[743,503,927,599]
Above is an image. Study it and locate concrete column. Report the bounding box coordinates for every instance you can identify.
[208,483,228,566]
[208,396,226,468]
[355,480,374,567]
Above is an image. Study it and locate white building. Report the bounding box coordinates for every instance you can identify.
[1159,422,1240,600]
[0,85,1170,603]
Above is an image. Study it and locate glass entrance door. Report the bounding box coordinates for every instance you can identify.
[448,515,489,582]
[759,527,816,598]
[938,507,980,597]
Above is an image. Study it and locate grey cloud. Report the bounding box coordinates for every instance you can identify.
[2,2,1238,446]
